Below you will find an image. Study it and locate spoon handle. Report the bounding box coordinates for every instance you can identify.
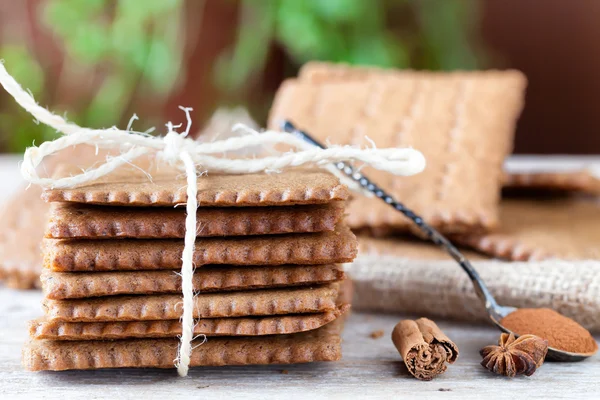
[282,120,499,312]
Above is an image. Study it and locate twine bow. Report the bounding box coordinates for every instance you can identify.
[0,61,426,376]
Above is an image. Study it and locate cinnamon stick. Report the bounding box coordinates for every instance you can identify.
[391,318,459,380]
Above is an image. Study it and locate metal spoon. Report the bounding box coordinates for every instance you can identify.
[282,120,592,362]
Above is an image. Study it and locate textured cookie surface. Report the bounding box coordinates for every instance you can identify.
[23,321,342,371]
[43,284,340,321]
[298,61,386,82]
[0,145,101,289]
[269,63,526,235]
[298,61,522,83]
[45,164,349,206]
[41,264,345,299]
[0,185,45,289]
[43,225,357,271]
[503,170,600,195]
[358,236,488,260]
[455,198,600,260]
[29,306,349,340]
[46,201,344,239]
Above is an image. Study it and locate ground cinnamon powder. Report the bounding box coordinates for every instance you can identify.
[500,308,598,354]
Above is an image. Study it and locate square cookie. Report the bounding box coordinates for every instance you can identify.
[45,164,349,207]
[269,63,526,235]
[454,197,600,260]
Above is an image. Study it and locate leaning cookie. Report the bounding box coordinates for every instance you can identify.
[269,64,526,236]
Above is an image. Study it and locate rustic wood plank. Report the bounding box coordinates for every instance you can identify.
[1,287,599,399]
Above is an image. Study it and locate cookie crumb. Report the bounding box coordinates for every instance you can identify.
[281,369,289,374]
[370,329,385,339]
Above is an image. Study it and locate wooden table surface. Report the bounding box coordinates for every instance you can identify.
[1,155,599,399]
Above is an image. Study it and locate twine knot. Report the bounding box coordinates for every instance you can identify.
[162,130,191,164]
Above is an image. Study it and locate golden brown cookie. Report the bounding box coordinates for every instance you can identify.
[29,306,349,340]
[43,284,340,322]
[23,320,343,371]
[0,145,103,289]
[269,63,526,235]
[298,61,520,84]
[42,225,357,271]
[455,198,600,260]
[46,201,344,239]
[45,164,349,207]
[41,264,345,299]
[0,185,45,289]
[357,235,487,260]
[503,170,600,195]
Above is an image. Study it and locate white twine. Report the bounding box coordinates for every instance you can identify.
[177,150,197,377]
[0,61,426,376]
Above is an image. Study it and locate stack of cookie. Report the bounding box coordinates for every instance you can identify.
[23,163,357,371]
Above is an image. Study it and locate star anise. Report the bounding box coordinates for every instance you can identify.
[480,333,548,377]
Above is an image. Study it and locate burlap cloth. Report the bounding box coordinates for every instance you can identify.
[348,237,600,332]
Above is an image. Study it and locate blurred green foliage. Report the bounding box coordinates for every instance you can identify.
[216,0,483,92]
[417,0,481,70]
[1,0,483,152]
[0,46,50,151]
[43,0,183,96]
[2,0,184,152]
